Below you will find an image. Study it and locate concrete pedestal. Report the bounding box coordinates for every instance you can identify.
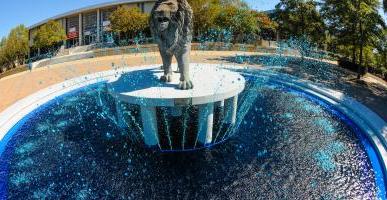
[225,96,238,125]
[198,103,214,145]
[107,64,245,147]
[115,100,127,128]
[140,106,159,146]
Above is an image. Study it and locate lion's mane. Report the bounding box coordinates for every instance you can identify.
[150,0,193,53]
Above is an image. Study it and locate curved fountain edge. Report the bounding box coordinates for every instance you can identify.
[0,64,156,153]
[231,66,387,179]
[0,64,386,174]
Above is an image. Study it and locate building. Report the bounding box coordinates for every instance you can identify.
[28,0,157,50]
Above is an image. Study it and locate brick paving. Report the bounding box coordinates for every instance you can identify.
[0,50,386,121]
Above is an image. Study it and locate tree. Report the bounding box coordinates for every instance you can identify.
[255,12,277,32]
[0,37,6,72]
[110,6,149,41]
[384,0,387,12]
[34,20,66,50]
[274,0,326,45]
[0,37,5,47]
[188,0,222,36]
[188,0,258,41]
[5,25,29,66]
[220,0,249,8]
[321,0,356,59]
[376,29,387,69]
[0,25,29,69]
[254,11,278,40]
[356,1,385,77]
[321,0,385,78]
[215,5,258,42]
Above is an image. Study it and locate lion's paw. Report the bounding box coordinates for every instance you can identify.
[160,74,173,82]
[178,80,193,90]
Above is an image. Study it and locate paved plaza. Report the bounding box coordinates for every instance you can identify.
[0,50,386,120]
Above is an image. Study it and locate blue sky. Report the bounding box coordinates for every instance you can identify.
[247,0,387,20]
[245,0,279,11]
[0,0,279,39]
[0,0,385,39]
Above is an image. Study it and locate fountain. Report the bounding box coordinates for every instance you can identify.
[105,0,245,150]
[107,65,245,149]
[0,0,386,199]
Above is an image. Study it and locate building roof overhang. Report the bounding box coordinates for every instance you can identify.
[28,0,156,30]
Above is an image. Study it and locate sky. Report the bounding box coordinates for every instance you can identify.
[245,0,279,11]
[0,0,385,39]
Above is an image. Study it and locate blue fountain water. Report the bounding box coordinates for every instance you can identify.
[0,70,385,199]
[1,33,385,198]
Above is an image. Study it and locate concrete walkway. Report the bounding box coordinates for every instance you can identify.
[0,50,386,121]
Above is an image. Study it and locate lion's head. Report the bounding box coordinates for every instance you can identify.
[150,0,193,50]
[153,0,178,32]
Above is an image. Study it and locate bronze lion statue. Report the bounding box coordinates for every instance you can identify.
[150,0,194,90]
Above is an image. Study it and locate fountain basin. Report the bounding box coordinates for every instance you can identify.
[0,64,386,199]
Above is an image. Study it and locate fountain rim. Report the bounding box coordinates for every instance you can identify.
[106,64,246,107]
[234,66,387,176]
[0,63,386,173]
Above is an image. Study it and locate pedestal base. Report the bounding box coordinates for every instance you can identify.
[140,106,159,146]
[107,64,245,149]
[198,103,214,145]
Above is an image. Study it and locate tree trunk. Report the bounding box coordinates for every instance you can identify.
[298,4,305,36]
[352,23,357,64]
[356,0,363,79]
[357,20,364,80]
[352,45,357,64]
[357,55,363,80]
[384,51,387,69]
